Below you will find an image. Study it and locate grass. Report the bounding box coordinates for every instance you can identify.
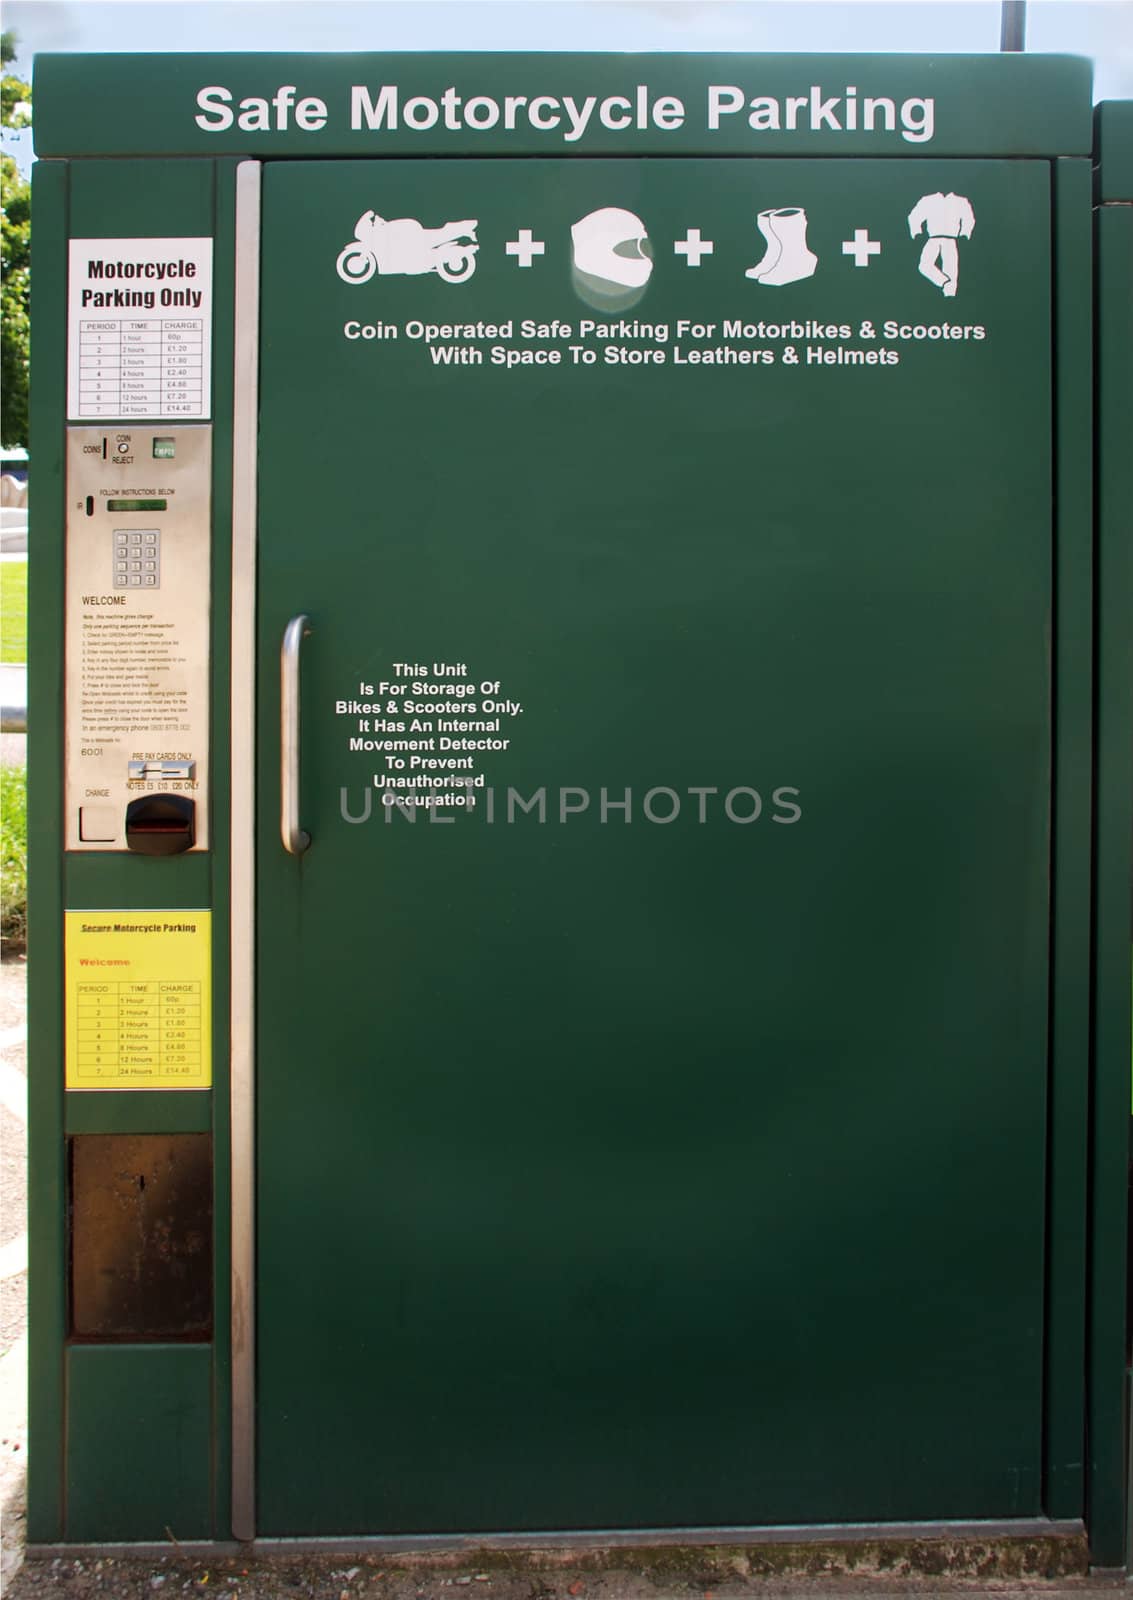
[1,763,27,954]
[1,559,28,663]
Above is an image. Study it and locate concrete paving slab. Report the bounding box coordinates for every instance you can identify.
[0,665,27,735]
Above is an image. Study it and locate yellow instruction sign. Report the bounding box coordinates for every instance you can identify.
[65,911,211,1091]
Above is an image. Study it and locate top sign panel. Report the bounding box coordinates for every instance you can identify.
[1096,100,1133,201]
[33,52,1093,160]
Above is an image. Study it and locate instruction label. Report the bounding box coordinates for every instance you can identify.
[64,425,211,852]
[65,910,212,1091]
[335,661,523,809]
[67,238,213,421]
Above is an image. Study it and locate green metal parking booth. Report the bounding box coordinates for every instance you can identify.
[25,49,1133,1563]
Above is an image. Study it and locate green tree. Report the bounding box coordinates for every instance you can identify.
[2,30,31,447]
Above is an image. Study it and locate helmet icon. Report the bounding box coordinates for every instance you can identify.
[571,207,653,310]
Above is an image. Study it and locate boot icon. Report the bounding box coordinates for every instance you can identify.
[745,207,818,287]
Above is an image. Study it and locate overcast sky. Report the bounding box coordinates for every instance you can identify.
[4,1,1132,116]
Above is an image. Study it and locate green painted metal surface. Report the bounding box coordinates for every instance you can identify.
[64,1093,213,1135]
[1095,102,1133,202]
[255,155,1054,1535]
[1043,157,1094,1523]
[27,154,71,1546]
[65,1346,213,1541]
[1089,200,1133,1570]
[31,52,1092,160]
[206,154,243,1545]
[27,156,230,1542]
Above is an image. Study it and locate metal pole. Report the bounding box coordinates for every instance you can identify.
[1001,0,1026,52]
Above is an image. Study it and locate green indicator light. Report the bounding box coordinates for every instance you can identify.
[153,437,176,460]
[106,499,168,512]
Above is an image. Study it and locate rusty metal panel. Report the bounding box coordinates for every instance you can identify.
[69,1133,212,1339]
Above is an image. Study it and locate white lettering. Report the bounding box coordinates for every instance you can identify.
[271,84,298,128]
[809,85,841,131]
[525,94,559,131]
[465,94,501,130]
[351,83,398,130]
[203,77,934,148]
[442,86,462,128]
[195,85,234,131]
[653,94,686,130]
[863,96,896,132]
[237,97,270,132]
[707,84,745,129]
[901,96,934,142]
[295,95,328,131]
[403,95,439,129]
[599,95,633,131]
[562,94,597,143]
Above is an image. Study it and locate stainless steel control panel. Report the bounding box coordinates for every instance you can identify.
[65,425,210,852]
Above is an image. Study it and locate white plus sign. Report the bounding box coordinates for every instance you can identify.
[506,228,545,268]
[842,228,882,268]
[674,228,715,267]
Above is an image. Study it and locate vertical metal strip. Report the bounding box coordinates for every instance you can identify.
[230,158,261,1544]
[1042,157,1094,1523]
[1089,196,1133,1573]
[26,154,70,1545]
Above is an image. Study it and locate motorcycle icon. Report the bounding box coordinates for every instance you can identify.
[336,211,481,285]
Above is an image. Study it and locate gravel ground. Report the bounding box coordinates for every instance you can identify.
[0,1266,26,1354]
[0,959,26,1037]
[1,954,28,1594]
[0,955,28,1352]
[3,1556,1127,1600]
[0,1103,25,1252]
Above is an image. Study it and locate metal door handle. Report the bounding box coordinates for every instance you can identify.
[281,614,311,854]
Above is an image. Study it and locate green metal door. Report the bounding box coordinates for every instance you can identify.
[255,157,1053,1536]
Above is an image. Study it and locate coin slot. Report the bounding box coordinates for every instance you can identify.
[78,805,117,843]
